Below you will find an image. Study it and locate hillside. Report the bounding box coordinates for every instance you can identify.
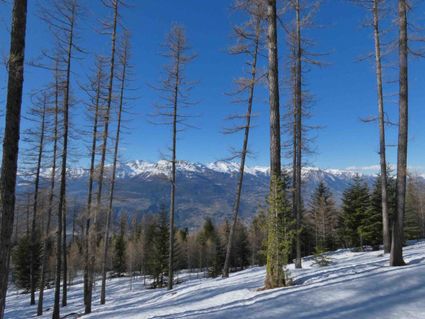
[17,160,375,229]
[6,241,425,319]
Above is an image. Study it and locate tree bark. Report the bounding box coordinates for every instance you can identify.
[87,0,118,312]
[84,60,103,312]
[222,11,261,279]
[372,0,390,254]
[0,1,28,318]
[30,97,47,305]
[265,0,285,289]
[294,0,302,269]
[100,34,128,304]
[390,0,408,267]
[168,40,180,291]
[53,2,76,317]
[37,68,60,316]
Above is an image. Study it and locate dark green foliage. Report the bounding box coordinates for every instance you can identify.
[230,222,250,270]
[12,235,42,291]
[113,217,127,275]
[404,179,422,241]
[337,175,370,248]
[197,218,224,277]
[145,209,169,287]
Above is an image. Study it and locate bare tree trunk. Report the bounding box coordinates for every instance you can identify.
[38,69,60,316]
[168,47,179,291]
[84,60,103,312]
[223,9,261,278]
[372,0,390,254]
[53,2,76,317]
[294,0,302,269]
[390,0,408,267]
[100,34,129,304]
[265,0,285,289]
[0,1,28,317]
[87,0,118,312]
[30,97,47,305]
[62,198,67,306]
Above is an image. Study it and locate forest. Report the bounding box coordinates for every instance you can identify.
[0,0,425,318]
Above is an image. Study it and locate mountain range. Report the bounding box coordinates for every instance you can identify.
[17,160,376,229]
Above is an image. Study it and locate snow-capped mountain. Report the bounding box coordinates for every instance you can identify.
[17,160,376,229]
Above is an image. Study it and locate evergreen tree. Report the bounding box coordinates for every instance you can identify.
[147,209,169,287]
[337,175,370,248]
[112,216,127,275]
[198,218,224,277]
[404,179,422,240]
[308,181,338,251]
[12,235,42,291]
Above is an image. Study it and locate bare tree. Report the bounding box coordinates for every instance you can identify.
[0,1,28,318]
[37,60,62,316]
[25,93,48,305]
[83,57,106,312]
[151,24,197,290]
[350,0,391,255]
[100,32,131,305]
[390,0,408,267]
[222,0,265,279]
[85,0,121,313]
[39,0,82,316]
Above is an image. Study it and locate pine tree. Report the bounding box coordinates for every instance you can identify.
[338,175,370,249]
[308,181,338,251]
[12,235,42,292]
[404,179,422,240]
[112,217,127,276]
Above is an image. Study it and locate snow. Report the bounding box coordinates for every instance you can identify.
[5,241,425,319]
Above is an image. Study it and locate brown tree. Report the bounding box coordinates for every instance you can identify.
[0,1,28,318]
[151,24,197,290]
[100,32,131,305]
[390,0,408,267]
[222,0,265,278]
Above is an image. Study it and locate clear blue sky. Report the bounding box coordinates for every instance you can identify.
[1,0,425,172]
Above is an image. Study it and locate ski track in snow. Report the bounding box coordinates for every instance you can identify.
[5,241,425,319]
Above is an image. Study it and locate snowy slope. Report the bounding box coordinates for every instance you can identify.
[6,241,425,319]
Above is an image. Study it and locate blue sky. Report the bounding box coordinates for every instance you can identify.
[1,0,425,172]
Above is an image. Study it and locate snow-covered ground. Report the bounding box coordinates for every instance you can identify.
[6,240,425,319]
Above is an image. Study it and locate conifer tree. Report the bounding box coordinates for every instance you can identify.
[338,176,370,249]
[308,181,338,251]
[12,235,42,292]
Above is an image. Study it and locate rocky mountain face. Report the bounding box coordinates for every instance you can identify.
[17,160,376,229]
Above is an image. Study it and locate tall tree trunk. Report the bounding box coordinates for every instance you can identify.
[0,1,28,318]
[52,2,76,318]
[100,35,128,304]
[30,97,47,305]
[294,0,302,269]
[390,0,408,267]
[372,0,390,254]
[37,69,60,316]
[62,198,67,306]
[168,46,179,291]
[87,0,118,312]
[222,13,261,279]
[84,61,102,312]
[265,0,285,289]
